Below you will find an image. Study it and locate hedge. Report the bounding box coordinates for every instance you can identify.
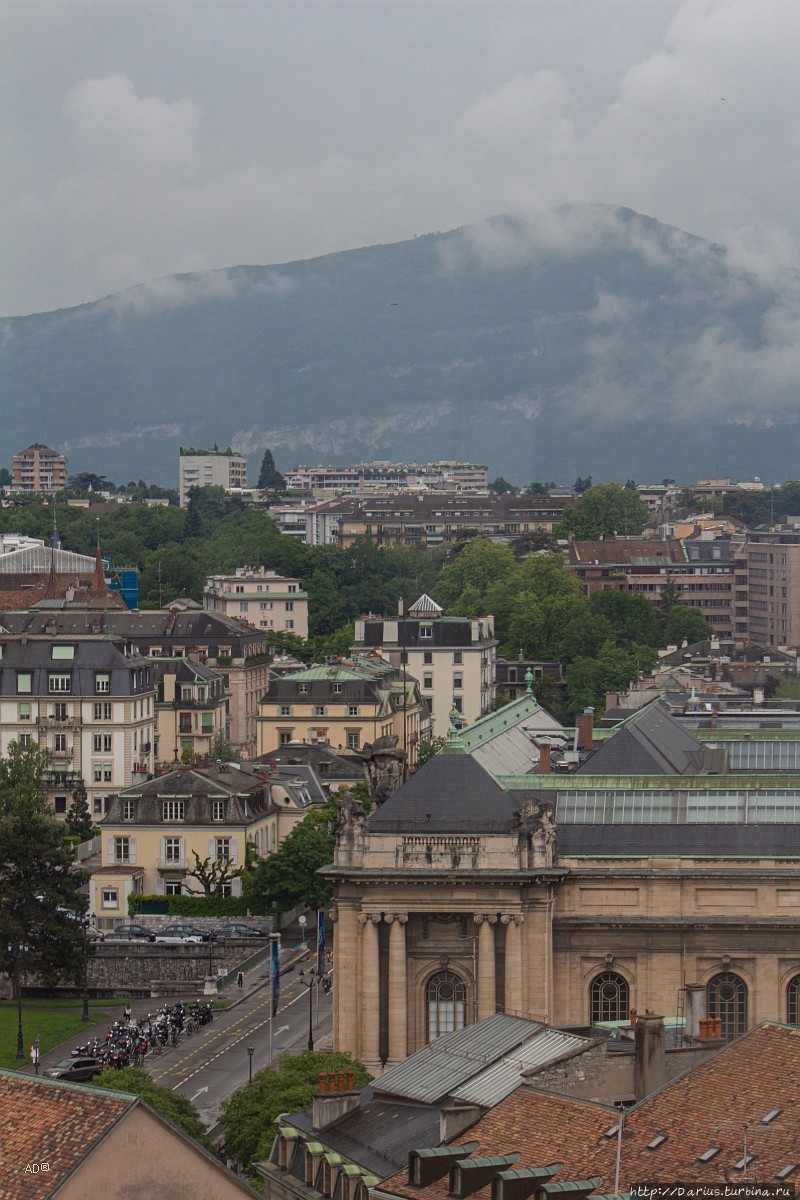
[128,894,270,918]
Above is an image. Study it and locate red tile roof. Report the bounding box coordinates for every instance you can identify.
[377,1023,800,1199]
[0,1071,133,1198]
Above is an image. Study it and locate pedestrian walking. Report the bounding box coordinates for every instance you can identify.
[124,1004,132,1023]
[237,970,244,989]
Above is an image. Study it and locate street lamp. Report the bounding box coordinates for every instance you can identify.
[299,967,324,1052]
[81,916,93,1021]
[7,941,29,1060]
[247,1044,254,1083]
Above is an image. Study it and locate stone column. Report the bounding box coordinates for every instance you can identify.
[474,914,497,1020]
[333,901,361,1054]
[359,913,382,1067]
[502,914,524,1017]
[386,914,408,1064]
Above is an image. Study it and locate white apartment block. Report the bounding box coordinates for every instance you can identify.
[0,634,156,819]
[179,447,247,506]
[353,594,497,738]
[285,460,488,497]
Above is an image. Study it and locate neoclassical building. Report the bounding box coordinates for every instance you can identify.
[325,702,800,1074]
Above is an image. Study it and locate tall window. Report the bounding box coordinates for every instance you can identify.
[707,972,747,1040]
[114,837,130,863]
[164,837,182,863]
[214,837,231,862]
[590,972,630,1023]
[787,975,800,1025]
[426,971,466,1041]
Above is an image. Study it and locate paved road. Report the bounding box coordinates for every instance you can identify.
[144,942,333,1127]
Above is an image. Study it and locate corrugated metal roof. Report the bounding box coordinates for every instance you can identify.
[450,1030,590,1107]
[373,1015,542,1104]
[408,594,443,615]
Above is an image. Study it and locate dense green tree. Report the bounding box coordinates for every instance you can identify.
[589,590,659,649]
[662,605,713,647]
[0,742,86,985]
[437,538,517,610]
[0,468,11,487]
[93,1067,214,1151]
[256,448,286,492]
[208,730,239,763]
[415,735,447,768]
[248,802,340,913]
[558,482,650,539]
[573,475,593,493]
[65,781,94,841]
[773,675,800,700]
[221,1050,371,1176]
[489,476,515,494]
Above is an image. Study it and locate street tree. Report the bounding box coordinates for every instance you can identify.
[221,1050,371,1176]
[662,605,713,647]
[0,742,86,984]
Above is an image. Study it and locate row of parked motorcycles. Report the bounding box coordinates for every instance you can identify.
[70,1001,215,1068]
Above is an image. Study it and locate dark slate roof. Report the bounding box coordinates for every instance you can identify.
[103,764,271,824]
[255,744,362,781]
[575,701,710,776]
[559,823,800,857]
[287,1100,441,1178]
[368,751,517,833]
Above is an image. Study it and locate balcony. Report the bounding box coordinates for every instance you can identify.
[50,746,74,758]
[44,771,82,790]
[156,857,188,870]
[37,716,78,728]
[132,762,150,774]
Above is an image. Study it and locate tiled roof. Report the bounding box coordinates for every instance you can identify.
[569,539,685,566]
[377,1023,800,1200]
[0,1071,133,1198]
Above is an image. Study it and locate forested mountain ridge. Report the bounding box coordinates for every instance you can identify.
[2,204,797,486]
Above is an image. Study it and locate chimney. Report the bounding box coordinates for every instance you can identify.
[577,708,594,751]
[683,983,706,1039]
[633,1010,666,1101]
[710,708,718,729]
[538,744,551,775]
[440,1105,484,1143]
[311,1070,360,1130]
[753,686,765,706]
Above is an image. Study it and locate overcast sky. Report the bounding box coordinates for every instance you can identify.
[3,0,800,317]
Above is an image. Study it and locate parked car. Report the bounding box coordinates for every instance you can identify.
[85,926,105,941]
[217,924,267,939]
[154,925,207,944]
[45,1057,103,1082]
[113,924,156,942]
[104,931,146,942]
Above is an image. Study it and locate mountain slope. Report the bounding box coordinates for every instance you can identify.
[2,205,798,485]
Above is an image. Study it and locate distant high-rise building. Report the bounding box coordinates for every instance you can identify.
[11,443,68,492]
[178,446,247,506]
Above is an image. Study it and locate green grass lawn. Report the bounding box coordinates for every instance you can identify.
[0,1000,113,1070]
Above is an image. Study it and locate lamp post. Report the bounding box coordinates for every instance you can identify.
[299,967,323,1052]
[7,941,29,1060]
[247,1044,254,1084]
[81,916,92,1021]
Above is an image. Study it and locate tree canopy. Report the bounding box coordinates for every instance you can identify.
[558,482,650,539]
[0,742,87,984]
[220,1050,371,1176]
[257,448,286,492]
[93,1067,214,1151]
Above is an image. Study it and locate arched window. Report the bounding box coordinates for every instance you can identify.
[426,971,466,1042]
[707,972,747,1040]
[787,975,800,1026]
[590,972,629,1024]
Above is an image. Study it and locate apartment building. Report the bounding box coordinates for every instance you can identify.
[0,633,155,818]
[306,492,570,547]
[0,607,271,758]
[353,595,497,737]
[746,526,800,649]
[178,446,247,506]
[152,657,228,765]
[567,536,743,640]
[257,655,427,762]
[11,443,68,492]
[203,566,309,638]
[284,460,489,497]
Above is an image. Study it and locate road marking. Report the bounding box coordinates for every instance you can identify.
[190,1085,209,1102]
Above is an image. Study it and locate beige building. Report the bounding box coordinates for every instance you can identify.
[204,566,309,639]
[179,445,247,506]
[153,657,228,765]
[0,632,155,819]
[746,526,800,649]
[93,761,323,922]
[257,656,427,763]
[0,1071,259,1199]
[325,702,800,1075]
[354,595,496,737]
[11,442,68,492]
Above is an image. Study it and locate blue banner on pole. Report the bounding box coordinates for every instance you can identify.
[317,910,326,975]
[271,936,280,1017]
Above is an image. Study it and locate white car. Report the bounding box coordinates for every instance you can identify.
[154,925,204,944]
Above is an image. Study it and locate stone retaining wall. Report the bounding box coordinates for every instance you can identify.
[86,941,249,994]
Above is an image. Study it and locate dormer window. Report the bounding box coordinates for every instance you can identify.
[212,800,225,821]
[163,801,185,821]
[95,673,110,693]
